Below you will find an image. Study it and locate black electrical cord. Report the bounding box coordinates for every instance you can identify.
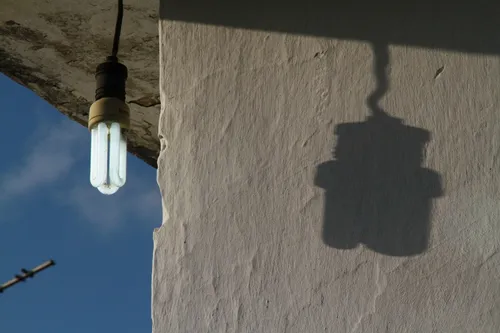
[94,0,127,101]
[111,0,124,58]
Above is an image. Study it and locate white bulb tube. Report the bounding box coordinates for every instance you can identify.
[119,127,127,182]
[89,122,127,195]
[90,122,108,187]
[109,122,126,187]
[90,125,100,186]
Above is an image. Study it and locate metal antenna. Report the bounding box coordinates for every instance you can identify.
[0,260,56,294]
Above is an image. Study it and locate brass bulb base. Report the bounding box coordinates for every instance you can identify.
[88,97,130,130]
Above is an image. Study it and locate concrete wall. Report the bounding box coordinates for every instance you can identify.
[153,2,500,332]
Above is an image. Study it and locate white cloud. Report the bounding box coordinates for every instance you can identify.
[0,121,86,198]
[1,117,161,231]
[65,179,162,232]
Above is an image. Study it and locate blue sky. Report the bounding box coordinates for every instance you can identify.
[0,74,161,332]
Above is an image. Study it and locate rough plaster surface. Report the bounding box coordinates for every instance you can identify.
[0,0,160,167]
[154,21,500,333]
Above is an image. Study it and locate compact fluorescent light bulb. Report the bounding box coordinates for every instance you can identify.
[90,122,127,195]
[88,57,130,196]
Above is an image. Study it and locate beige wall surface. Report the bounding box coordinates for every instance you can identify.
[153,2,500,332]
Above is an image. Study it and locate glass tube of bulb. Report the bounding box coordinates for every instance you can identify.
[90,122,127,195]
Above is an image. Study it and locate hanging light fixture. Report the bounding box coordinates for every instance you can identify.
[88,0,129,195]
